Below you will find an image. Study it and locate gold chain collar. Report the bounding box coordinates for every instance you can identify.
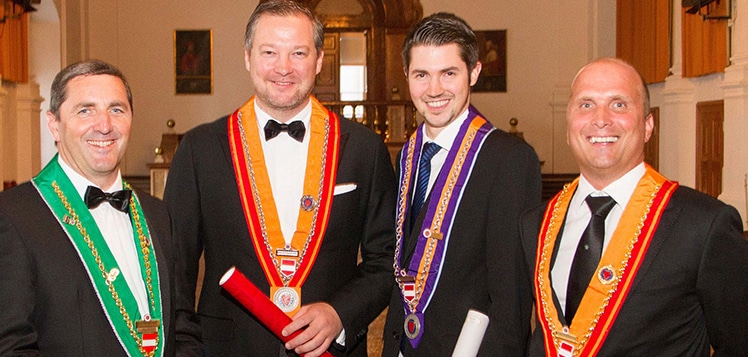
[393,127,478,313]
[52,181,158,356]
[236,111,329,286]
[538,182,660,356]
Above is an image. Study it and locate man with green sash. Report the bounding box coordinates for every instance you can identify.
[0,60,202,356]
[163,1,397,356]
[522,58,748,356]
[382,13,542,356]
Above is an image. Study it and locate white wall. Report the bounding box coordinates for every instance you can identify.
[421,0,614,174]
[28,0,748,226]
[30,0,61,168]
[649,1,748,225]
[83,0,258,175]
[74,0,610,176]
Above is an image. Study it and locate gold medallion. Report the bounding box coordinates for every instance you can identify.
[272,286,301,316]
[403,313,421,340]
[300,195,317,212]
[597,265,616,285]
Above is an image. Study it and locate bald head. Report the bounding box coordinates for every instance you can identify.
[566,57,654,189]
[570,58,650,118]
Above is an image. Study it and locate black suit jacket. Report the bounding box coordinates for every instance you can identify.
[521,185,748,356]
[381,129,541,356]
[163,113,397,356]
[0,182,195,356]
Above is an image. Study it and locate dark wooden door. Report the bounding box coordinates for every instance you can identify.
[695,100,724,198]
[314,32,339,102]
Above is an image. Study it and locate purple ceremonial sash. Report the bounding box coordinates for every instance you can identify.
[394,106,494,348]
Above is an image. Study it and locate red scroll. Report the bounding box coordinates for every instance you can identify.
[219,267,333,357]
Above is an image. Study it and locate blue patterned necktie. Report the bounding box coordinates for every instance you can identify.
[410,142,441,230]
[565,194,616,323]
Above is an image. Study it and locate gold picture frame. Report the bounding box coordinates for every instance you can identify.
[474,30,506,92]
[174,29,213,94]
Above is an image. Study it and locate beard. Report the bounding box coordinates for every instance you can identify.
[255,82,314,116]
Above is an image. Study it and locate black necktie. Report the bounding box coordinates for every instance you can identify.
[264,119,306,142]
[565,195,616,324]
[410,142,441,230]
[84,186,132,213]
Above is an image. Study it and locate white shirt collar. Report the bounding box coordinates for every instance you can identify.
[421,108,470,151]
[575,162,646,211]
[255,100,312,142]
[57,156,124,199]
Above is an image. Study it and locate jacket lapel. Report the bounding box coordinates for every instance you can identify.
[338,130,349,171]
[403,194,431,265]
[626,192,681,294]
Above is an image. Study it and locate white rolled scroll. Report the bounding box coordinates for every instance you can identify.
[451,309,490,357]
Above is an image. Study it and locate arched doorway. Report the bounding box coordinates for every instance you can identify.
[289,0,423,143]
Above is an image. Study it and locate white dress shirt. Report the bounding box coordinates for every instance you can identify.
[551,162,645,312]
[58,157,150,318]
[255,100,312,244]
[255,101,347,345]
[413,109,470,199]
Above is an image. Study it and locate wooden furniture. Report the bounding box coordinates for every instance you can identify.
[147,129,183,199]
[146,162,171,199]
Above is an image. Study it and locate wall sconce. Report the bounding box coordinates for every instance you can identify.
[1,0,37,24]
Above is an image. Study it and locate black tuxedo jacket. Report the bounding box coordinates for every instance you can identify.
[521,185,748,356]
[0,182,196,356]
[381,129,541,356]
[163,114,397,356]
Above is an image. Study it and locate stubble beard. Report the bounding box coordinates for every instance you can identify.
[257,85,313,118]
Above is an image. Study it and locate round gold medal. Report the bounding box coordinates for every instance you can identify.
[403,313,421,340]
[273,286,300,313]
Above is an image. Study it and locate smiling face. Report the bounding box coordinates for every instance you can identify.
[405,43,481,138]
[566,59,654,189]
[47,74,132,188]
[244,13,323,122]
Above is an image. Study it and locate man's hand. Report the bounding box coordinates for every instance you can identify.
[282,302,343,357]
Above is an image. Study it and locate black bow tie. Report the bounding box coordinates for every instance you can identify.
[264,120,306,142]
[84,186,132,213]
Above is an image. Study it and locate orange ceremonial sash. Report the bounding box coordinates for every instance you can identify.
[228,96,340,316]
[534,165,678,356]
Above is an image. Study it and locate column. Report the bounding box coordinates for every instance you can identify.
[13,81,44,182]
[720,0,748,227]
[0,81,7,190]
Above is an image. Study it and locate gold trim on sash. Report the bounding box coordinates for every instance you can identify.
[32,158,164,357]
[534,165,677,356]
[237,99,325,266]
[394,115,491,314]
[230,96,339,317]
[410,122,480,310]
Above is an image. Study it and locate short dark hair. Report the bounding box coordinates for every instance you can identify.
[244,0,324,54]
[402,12,479,72]
[48,59,132,119]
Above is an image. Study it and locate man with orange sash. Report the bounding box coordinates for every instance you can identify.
[382,13,542,356]
[163,1,397,356]
[521,57,748,356]
[0,60,202,355]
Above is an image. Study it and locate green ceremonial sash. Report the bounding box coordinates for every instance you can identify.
[32,156,164,357]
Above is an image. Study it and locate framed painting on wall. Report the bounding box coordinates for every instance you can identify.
[175,29,213,94]
[473,30,506,92]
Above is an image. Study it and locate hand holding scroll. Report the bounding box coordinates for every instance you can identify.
[219,267,333,357]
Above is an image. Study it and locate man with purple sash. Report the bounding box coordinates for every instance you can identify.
[382,13,541,356]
